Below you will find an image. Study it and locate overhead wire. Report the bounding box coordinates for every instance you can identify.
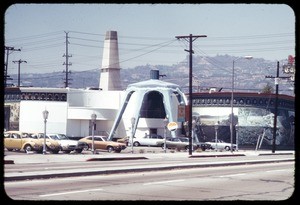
[5,31,295,75]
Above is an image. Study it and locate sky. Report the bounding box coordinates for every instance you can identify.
[4,3,296,74]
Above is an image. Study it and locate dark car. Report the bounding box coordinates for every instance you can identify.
[195,142,212,151]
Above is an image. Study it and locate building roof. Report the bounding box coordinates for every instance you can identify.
[127,79,180,90]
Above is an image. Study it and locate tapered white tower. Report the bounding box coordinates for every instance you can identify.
[99,31,122,90]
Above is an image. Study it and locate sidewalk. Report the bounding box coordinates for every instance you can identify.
[4,149,295,164]
[4,149,295,182]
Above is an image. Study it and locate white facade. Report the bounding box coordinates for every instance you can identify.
[18,87,124,138]
[17,85,186,140]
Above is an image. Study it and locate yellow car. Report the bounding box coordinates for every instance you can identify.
[29,132,61,154]
[79,135,127,153]
[4,131,43,153]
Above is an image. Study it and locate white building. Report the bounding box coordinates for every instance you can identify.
[4,31,187,140]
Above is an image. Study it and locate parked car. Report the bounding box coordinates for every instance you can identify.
[46,133,87,153]
[79,135,127,153]
[28,132,61,154]
[116,136,130,146]
[205,140,237,151]
[131,134,164,147]
[4,131,43,153]
[156,137,199,151]
[195,142,212,151]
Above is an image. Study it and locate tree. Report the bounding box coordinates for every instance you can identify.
[261,83,274,94]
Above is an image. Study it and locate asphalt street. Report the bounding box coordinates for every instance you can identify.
[4,161,295,200]
[3,148,296,201]
[4,148,295,181]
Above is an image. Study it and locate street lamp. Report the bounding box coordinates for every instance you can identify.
[231,56,252,153]
[163,117,169,153]
[131,117,136,154]
[42,109,49,155]
[91,113,97,154]
[214,121,219,152]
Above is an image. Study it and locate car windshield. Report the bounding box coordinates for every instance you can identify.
[179,138,188,142]
[57,134,69,140]
[49,135,59,140]
[101,136,108,141]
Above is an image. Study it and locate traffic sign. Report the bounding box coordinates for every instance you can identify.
[167,122,178,131]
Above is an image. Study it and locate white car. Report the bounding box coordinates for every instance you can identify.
[46,133,87,153]
[132,134,164,147]
[205,140,237,151]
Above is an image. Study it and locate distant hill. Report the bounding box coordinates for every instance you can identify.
[7,55,295,96]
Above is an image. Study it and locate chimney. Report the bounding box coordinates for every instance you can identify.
[99,31,122,91]
[150,69,159,80]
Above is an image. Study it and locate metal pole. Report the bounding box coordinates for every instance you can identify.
[17,62,21,87]
[91,113,97,154]
[215,122,218,151]
[92,121,95,154]
[230,60,235,153]
[272,61,279,153]
[188,34,193,155]
[131,117,135,154]
[43,118,47,154]
[42,110,48,155]
[236,124,239,151]
[164,125,167,153]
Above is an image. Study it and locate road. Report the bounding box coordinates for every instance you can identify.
[4,161,294,201]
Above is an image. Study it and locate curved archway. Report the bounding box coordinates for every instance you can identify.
[140,91,166,118]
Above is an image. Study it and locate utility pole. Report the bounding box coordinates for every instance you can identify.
[265,61,289,153]
[175,34,207,155]
[63,31,72,87]
[4,46,21,87]
[12,59,27,87]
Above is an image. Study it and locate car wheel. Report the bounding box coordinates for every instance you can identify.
[64,150,71,154]
[83,144,89,151]
[75,149,83,153]
[107,146,114,153]
[24,145,33,153]
[52,150,59,154]
[133,141,140,147]
[185,145,189,151]
[225,146,231,151]
[161,143,165,149]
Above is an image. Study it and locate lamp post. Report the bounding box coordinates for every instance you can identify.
[163,117,169,153]
[231,56,252,153]
[42,109,49,155]
[214,121,219,152]
[131,117,136,154]
[91,113,97,154]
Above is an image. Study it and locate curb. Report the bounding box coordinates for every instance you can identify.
[258,153,294,156]
[4,160,14,164]
[189,154,246,158]
[4,158,294,182]
[86,157,148,161]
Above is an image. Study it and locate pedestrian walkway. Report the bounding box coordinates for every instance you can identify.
[4,149,294,164]
[4,149,294,182]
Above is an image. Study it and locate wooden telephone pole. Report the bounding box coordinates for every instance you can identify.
[175,34,207,155]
